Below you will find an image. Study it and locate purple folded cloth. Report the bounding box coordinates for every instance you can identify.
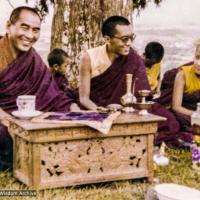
[45,112,109,122]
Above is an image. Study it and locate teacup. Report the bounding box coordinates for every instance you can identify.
[16,95,36,113]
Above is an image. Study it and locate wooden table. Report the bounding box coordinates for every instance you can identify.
[8,112,165,190]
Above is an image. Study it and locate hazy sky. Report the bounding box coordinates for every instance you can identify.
[134,0,200,27]
[1,0,200,32]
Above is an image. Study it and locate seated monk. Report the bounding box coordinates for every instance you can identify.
[73,16,180,147]
[172,41,200,129]
[79,16,150,109]
[47,48,71,92]
[155,42,200,147]
[0,6,76,170]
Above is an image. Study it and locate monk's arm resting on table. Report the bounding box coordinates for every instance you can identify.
[172,70,193,116]
[79,50,98,110]
[70,103,81,111]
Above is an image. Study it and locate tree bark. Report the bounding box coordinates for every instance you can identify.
[50,0,134,87]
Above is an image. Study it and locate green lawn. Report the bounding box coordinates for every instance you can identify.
[0,149,199,200]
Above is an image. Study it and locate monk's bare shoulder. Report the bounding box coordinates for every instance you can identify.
[80,50,90,63]
[80,50,91,74]
[175,70,185,82]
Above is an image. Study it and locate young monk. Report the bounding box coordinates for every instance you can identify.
[143,42,164,96]
[47,48,80,111]
[47,48,71,92]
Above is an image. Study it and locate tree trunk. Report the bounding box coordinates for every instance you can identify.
[50,0,134,87]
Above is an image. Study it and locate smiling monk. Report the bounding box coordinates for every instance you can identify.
[78,16,150,110]
[0,6,76,170]
[71,16,183,148]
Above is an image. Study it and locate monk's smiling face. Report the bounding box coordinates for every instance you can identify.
[107,24,135,56]
[7,9,41,56]
[194,45,200,75]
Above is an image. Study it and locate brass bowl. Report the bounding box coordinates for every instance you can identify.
[132,101,154,110]
[138,90,151,97]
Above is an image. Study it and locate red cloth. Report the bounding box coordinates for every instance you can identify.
[156,61,194,107]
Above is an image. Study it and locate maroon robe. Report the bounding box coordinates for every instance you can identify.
[70,48,151,107]
[0,48,73,113]
[157,61,194,108]
[155,62,197,147]
[89,48,151,105]
[53,73,70,94]
[0,47,74,170]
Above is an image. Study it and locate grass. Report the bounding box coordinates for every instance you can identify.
[0,148,200,200]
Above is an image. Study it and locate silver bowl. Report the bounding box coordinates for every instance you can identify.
[107,104,123,111]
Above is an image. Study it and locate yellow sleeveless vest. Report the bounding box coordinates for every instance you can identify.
[182,65,200,94]
[86,44,111,78]
[146,63,160,92]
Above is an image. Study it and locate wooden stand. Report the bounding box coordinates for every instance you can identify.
[8,113,165,190]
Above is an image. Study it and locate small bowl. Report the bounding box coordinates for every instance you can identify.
[154,183,200,200]
[132,101,154,110]
[107,104,123,111]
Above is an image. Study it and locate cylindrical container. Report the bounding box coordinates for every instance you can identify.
[16,95,36,113]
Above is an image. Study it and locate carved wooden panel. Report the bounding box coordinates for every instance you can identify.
[39,135,147,184]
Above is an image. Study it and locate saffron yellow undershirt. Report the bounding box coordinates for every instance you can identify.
[146,63,160,92]
[182,65,200,94]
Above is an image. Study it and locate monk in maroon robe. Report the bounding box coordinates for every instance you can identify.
[0,42,74,113]
[155,62,198,147]
[70,16,181,148]
[0,6,74,170]
[47,48,72,94]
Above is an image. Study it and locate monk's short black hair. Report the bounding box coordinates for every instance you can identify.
[47,48,68,67]
[144,42,164,63]
[101,16,130,37]
[9,6,41,24]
